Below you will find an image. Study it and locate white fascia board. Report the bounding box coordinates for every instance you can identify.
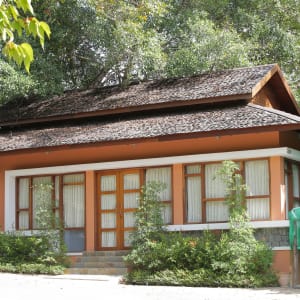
[167,220,289,232]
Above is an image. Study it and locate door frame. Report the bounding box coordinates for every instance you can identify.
[96,168,143,250]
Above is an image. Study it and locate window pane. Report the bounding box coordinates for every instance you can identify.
[186,165,201,174]
[162,204,172,224]
[124,212,135,228]
[206,201,229,222]
[63,174,84,184]
[101,213,116,229]
[55,176,60,207]
[124,192,139,209]
[186,176,202,223]
[32,176,52,229]
[18,211,29,230]
[19,178,30,209]
[205,164,226,198]
[124,231,132,247]
[247,198,270,220]
[123,174,140,190]
[101,194,116,210]
[146,167,172,201]
[64,230,85,252]
[245,160,269,196]
[63,185,85,228]
[101,175,116,192]
[102,232,116,247]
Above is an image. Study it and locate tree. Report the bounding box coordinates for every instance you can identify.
[0,0,51,72]
[1,0,299,104]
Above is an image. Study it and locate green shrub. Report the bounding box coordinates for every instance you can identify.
[124,161,279,288]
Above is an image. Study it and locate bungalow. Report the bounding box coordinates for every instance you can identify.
[0,64,300,282]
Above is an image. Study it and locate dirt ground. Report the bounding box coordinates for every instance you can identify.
[1,273,300,300]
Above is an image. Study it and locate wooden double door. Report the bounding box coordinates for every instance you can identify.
[97,169,143,250]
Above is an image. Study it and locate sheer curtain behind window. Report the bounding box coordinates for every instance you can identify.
[63,174,85,228]
[245,160,270,220]
[205,164,228,222]
[146,167,172,224]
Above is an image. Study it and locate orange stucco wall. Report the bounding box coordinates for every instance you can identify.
[273,250,291,274]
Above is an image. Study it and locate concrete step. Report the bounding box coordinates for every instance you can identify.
[66,250,129,275]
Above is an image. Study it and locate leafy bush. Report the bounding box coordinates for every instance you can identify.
[124,161,279,287]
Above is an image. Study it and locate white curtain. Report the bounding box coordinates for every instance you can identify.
[245,160,270,220]
[102,232,116,247]
[32,176,52,228]
[18,178,30,229]
[247,198,270,220]
[206,201,229,222]
[101,213,116,228]
[101,175,116,192]
[123,173,140,190]
[186,165,201,174]
[205,164,226,198]
[101,194,116,210]
[146,167,172,201]
[124,212,135,227]
[245,160,269,196]
[146,167,172,224]
[63,174,85,228]
[124,192,139,209]
[186,176,202,222]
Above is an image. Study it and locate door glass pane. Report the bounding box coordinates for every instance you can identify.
[124,174,140,190]
[102,232,116,247]
[101,213,116,228]
[101,175,116,192]
[19,178,30,209]
[292,164,299,198]
[124,212,135,228]
[19,211,29,229]
[206,201,229,222]
[124,192,139,209]
[101,194,116,210]
[124,231,132,247]
[55,176,60,207]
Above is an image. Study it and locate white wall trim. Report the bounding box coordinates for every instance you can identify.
[5,147,299,231]
[167,220,289,232]
[272,246,290,251]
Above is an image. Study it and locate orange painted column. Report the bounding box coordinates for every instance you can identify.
[85,171,96,251]
[172,164,184,224]
[270,156,286,220]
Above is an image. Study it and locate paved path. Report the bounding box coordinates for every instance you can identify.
[0,273,300,300]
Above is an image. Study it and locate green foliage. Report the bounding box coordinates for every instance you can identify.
[0,0,51,72]
[124,160,278,287]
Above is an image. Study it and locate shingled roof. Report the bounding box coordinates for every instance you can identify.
[0,64,289,126]
[0,103,299,152]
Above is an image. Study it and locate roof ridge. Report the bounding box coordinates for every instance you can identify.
[248,103,300,122]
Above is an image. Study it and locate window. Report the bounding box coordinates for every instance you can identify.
[16,173,85,252]
[285,160,300,213]
[145,167,172,224]
[185,159,270,223]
